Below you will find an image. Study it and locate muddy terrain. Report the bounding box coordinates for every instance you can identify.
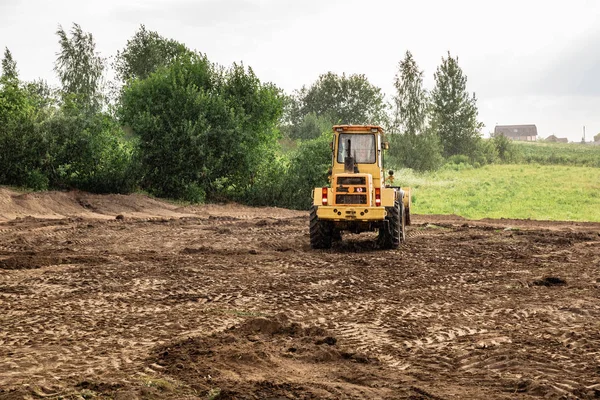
[0,189,599,399]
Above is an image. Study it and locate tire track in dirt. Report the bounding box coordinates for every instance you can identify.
[1,202,600,398]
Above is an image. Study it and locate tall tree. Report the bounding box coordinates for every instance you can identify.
[391,51,427,135]
[1,48,18,83]
[114,24,191,82]
[389,51,442,171]
[289,72,387,127]
[430,52,482,157]
[54,23,104,110]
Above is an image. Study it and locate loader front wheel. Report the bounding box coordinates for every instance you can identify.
[310,207,332,249]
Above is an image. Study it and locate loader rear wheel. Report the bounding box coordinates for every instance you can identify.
[378,200,405,249]
[310,207,332,249]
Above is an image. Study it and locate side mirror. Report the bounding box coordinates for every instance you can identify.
[383,142,389,150]
[388,170,394,176]
[329,141,334,150]
[327,167,332,176]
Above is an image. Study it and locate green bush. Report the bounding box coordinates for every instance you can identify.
[284,132,333,209]
[492,135,520,163]
[387,131,443,172]
[446,154,470,165]
[24,169,49,191]
[471,138,498,166]
[239,154,289,207]
[240,132,332,210]
[0,78,49,188]
[40,108,137,193]
[119,55,283,202]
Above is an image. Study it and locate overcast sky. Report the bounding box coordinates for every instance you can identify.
[2,0,600,141]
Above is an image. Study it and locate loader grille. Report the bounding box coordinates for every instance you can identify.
[337,176,366,185]
[335,194,367,205]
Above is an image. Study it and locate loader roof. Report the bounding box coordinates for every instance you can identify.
[333,125,384,134]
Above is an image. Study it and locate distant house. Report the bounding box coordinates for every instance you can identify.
[546,135,568,143]
[494,125,538,141]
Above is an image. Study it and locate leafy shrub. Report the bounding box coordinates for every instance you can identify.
[239,154,289,207]
[40,108,137,193]
[446,154,470,165]
[388,131,444,172]
[492,135,520,163]
[24,169,49,191]
[119,55,283,202]
[0,78,49,188]
[284,132,333,209]
[471,138,498,166]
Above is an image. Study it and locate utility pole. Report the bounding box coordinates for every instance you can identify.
[582,125,586,143]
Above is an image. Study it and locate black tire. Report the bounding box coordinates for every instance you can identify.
[310,207,332,249]
[379,200,404,249]
[405,205,411,226]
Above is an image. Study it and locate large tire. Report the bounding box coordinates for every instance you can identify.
[378,200,405,249]
[310,207,332,249]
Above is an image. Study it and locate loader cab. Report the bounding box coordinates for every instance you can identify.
[331,125,386,187]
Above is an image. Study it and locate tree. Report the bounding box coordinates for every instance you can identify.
[40,109,136,193]
[0,50,46,188]
[289,72,387,127]
[284,112,332,140]
[388,51,442,171]
[1,48,18,83]
[54,23,104,111]
[119,54,284,201]
[430,52,483,158]
[114,25,191,82]
[24,79,57,116]
[391,51,427,135]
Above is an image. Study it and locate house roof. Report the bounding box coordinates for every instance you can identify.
[494,125,538,137]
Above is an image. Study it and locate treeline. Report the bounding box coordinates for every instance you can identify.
[1,24,516,209]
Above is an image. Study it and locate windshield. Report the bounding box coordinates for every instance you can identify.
[337,134,376,164]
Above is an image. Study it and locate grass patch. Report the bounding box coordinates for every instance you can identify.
[141,376,176,392]
[397,164,600,222]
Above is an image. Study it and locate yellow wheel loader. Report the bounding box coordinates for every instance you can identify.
[310,125,411,249]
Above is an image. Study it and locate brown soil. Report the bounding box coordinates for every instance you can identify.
[0,188,599,399]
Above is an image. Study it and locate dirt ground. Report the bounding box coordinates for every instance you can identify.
[0,189,599,399]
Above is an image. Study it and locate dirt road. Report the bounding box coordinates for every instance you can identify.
[0,190,599,399]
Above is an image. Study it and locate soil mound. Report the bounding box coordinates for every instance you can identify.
[0,188,194,221]
[151,315,385,399]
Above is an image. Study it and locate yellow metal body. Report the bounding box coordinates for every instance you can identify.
[312,125,410,224]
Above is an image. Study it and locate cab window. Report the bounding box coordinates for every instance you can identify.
[337,134,376,164]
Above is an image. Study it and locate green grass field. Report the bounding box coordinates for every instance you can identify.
[398,164,600,222]
[513,141,600,167]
